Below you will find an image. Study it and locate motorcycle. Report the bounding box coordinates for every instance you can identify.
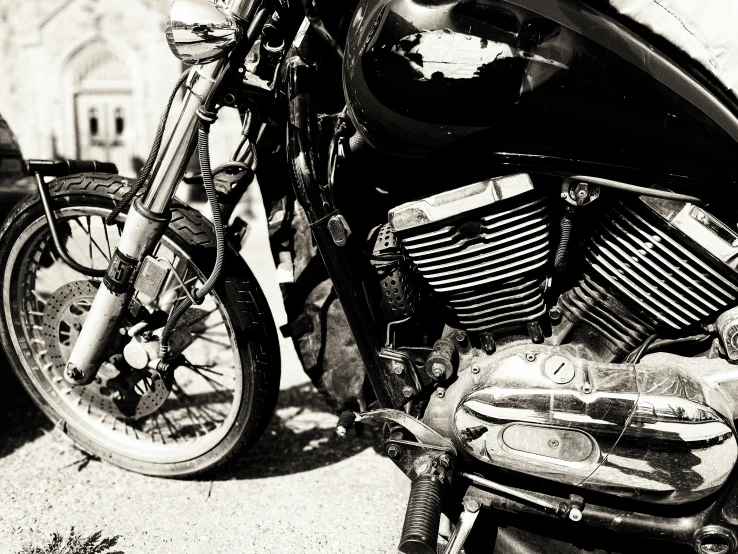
[3,0,738,552]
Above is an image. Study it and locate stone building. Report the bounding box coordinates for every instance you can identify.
[0,0,182,177]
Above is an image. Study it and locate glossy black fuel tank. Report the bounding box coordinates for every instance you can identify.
[343,0,738,185]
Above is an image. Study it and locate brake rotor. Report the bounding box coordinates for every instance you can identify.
[42,280,172,420]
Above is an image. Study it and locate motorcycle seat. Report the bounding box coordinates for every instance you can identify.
[610,0,738,96]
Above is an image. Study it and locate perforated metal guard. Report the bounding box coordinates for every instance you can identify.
[373,225,417,321]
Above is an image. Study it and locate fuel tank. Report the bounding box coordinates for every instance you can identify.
[343,0,738,185]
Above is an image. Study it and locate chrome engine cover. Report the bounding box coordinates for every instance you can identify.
[422,343,738,504]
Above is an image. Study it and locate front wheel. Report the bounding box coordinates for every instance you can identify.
[0,173,280,476]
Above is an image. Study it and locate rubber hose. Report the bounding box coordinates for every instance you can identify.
[106,68,190,225]
[399,474,442,554]
[159,124,226,358]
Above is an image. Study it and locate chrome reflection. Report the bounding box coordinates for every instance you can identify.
[421,344,738,505]
[166,0,241,65]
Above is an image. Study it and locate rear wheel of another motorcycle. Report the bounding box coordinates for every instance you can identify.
[0,173,280,477]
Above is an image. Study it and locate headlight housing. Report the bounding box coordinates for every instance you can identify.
[165,0,241,65]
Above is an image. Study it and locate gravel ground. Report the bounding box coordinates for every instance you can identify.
[0,186,408,554]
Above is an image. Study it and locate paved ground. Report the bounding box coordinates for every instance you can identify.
[0,186,408,553]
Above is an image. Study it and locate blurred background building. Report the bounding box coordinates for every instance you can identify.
[0,0,183,177]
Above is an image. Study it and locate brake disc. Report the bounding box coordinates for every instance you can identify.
[42,280,172,420]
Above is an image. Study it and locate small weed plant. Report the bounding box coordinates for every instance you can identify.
[18,527,122,554]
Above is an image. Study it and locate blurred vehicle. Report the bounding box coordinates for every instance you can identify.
[0,113,33,222]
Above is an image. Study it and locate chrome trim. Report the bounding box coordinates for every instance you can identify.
[166,0,241,65]
[388,173,534,233]
[422,344,738,504]
[227,0,260,21]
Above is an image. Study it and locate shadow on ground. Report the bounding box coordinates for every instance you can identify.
[0,355,52,459]
[213,383,385,480]
[0,356,383,477]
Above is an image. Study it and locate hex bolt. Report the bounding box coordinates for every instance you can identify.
[437,388,446,398]
[463,499,480,513]
[392,361,404,375]
[471,365,480,374]
[548,438,560,448]
[455,330,467,347]
[431,363,445,378]
[65,364,82,380]
[387,444,401,459]
[549,305,563,322]
[581,384,593,394]
[568,507,583,522]
[402,386,414,398]
[525,353,536,362]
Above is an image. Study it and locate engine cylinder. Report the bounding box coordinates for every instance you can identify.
[560,196,738,358]
[389,173,550,333]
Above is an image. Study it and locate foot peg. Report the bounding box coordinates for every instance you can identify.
[399,474,443,554]
[336,411,357,436]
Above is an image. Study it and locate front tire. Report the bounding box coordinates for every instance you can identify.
[0,173,280,476]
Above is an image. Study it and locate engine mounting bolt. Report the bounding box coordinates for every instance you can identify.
[431,363,445,378]
[471,365,480,374]
[437,388,446,398]
[479,332,495,354]
[568,507,583,522]
[455,330,467,346]
[549,305,563,322]
[438,454,452,469]
[402,386,414,398]
[387,444,401,459]
[463,499,481,513]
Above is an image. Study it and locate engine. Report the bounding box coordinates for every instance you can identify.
[376,172,738,505]
[383,173,738,360]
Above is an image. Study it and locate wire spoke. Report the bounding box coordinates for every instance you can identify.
[72,217,110,262]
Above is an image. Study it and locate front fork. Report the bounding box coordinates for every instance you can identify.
[64,61,226,385]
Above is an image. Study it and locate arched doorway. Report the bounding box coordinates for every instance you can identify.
[70,45,136,176]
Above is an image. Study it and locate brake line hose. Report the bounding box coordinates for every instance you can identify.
[159,113,226,359]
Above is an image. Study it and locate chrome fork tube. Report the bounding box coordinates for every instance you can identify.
[64,60,226,385]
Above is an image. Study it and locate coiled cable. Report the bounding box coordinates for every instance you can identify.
[106,68,191,225]
[555,211,573,273]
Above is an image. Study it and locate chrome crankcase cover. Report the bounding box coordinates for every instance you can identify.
[422,344,738,504]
